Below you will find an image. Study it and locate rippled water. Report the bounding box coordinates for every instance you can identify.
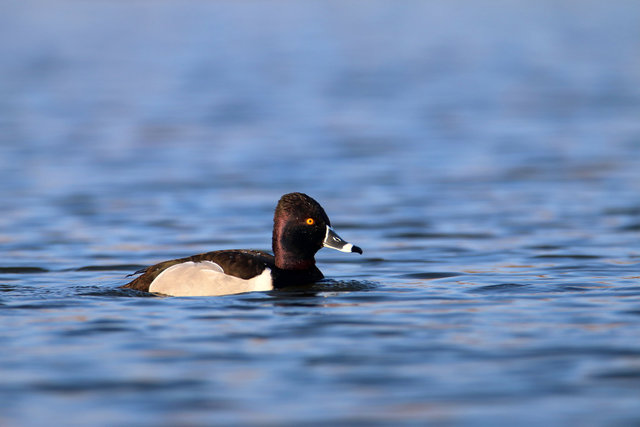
[2,1,640,425]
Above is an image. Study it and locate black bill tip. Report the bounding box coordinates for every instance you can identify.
[351,245,363,254]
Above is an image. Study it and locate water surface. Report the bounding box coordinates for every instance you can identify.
[1,1,640,425]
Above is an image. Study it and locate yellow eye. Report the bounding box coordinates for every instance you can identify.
[305,218,315,225]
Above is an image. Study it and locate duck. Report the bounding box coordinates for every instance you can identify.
[122,192,362,296]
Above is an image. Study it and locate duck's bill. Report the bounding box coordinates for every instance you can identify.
[323,226,363,254]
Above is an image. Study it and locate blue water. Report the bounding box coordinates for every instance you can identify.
[2,1,640,425]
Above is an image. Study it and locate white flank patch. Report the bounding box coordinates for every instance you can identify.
[149,261,273,297]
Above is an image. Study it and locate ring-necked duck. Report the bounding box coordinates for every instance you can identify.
[122,192,362,296]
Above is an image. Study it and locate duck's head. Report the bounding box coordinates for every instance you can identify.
[272,192,362,270]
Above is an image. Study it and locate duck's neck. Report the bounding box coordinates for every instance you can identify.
[272,217,317,271]
[274,252,316,271]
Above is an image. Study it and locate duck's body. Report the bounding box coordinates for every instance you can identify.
[122,193,361,296]
[124,249,323,296]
